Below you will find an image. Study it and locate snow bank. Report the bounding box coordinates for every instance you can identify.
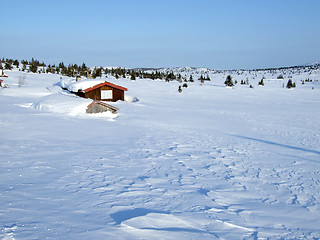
[125,95,139,103]
[54,78,73,89]
[32,93,91,117]
[31,93,117,119]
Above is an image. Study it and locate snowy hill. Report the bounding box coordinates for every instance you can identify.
[1,66,320,239]
[139,63,320,90]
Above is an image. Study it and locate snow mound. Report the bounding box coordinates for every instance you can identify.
[122,213,200,230]
[121,213,216,239]
[54,78,73,89]
[32,93,91,117]
[125,95,139,103]
[31,93,118,119]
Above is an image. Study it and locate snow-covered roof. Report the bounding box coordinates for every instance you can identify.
[67,79,106,92]
[56,79,127,93]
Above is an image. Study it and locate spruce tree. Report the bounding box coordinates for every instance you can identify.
[151,72,155,80]
[258,78,264,86]
[130,71,136,80]
[13,59,19,68]
[29,62,38,73]
[286,79,295,88]
[4,62,12,70]
[224,75,234,87]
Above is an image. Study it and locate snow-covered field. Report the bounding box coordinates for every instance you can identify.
[1,67,320,239]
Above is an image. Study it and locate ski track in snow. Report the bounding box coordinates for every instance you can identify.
[1,69,320,239]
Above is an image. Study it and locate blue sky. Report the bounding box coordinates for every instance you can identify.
[1,0,320,69]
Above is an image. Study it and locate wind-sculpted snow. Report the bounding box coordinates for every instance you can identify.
[0,69,320,239]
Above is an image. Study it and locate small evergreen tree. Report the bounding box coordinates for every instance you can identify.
[59,62,65,69]
[46,65,52,73]
[13,59,19,68]
[29,62,38,73]
[224,75,234,87]
[130,71,136,80]
[286,79,295,88]
[151,72,155,80]
[4,62,12,70]
[166,72,176,81]
[97,67,102,78]
[258,78,264,86]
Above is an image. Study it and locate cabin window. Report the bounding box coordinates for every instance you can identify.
[101,90,113,99]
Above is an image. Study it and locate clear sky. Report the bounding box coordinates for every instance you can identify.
[1,0,320,69]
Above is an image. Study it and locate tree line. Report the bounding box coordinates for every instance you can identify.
[0,57,202,83]
[0,57,92,77]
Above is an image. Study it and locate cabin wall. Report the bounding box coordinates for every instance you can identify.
[84,88,101,100]
[84,86,124,101]
[111,88,125,101]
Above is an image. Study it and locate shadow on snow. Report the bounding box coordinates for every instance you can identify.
[233,134,320,156]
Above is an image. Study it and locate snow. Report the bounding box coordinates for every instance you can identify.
[55,78,108,92]
[0,67,320,239]
[32,93,91,117]
[65,79,105,92]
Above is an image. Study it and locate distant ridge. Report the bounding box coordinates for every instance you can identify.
[134,62,320,72]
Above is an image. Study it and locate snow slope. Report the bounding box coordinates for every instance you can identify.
[0,68,320,239]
